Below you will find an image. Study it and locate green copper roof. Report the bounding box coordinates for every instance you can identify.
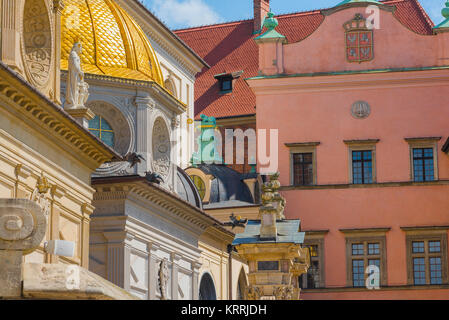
[434,1,449,30]
[335,0,382,5]
[254,12,286,41]
[232,220,305,245]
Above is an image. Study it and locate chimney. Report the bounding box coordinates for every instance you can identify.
[254,0,270,34]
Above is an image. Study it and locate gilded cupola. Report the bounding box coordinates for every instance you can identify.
[61,0,164,87]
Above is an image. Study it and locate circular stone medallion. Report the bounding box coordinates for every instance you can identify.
[351,101,371,119]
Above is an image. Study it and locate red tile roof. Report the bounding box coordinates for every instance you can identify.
[175,0,434,119]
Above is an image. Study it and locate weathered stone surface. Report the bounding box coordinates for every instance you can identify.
[23,263,140,300]
[0,251,23,298]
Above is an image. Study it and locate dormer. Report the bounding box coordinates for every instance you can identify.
[214,71,243,94]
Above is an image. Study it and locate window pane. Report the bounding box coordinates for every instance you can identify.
[101,118,113,131]
[430,257,442,284]
[429,241,441,253]
[89,116,100,130]
[222,80,232,91]
[352,260,365,287]
[352,243,364,255]
[89,129,100,139]
[368,243,380,255]
[352,150,372,184]
[412,241,425,254]
[413,257,426,285]
[293,153,313,186]
[413,148,434,182]
[101,132,114,148]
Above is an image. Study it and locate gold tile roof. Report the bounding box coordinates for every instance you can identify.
[61,0,164,87]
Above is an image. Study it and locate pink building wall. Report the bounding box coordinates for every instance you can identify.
[250,3,449,299]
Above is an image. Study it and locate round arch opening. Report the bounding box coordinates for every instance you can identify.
[199,273,216,300]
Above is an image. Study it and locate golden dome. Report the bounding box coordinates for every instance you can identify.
[61,0,164,86]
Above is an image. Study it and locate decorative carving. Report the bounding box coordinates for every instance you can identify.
[274,286,294,300]
[351,101,371,119]
[65,42,89,109]
[152,118,171,179]
[245,286,261,300]
[22,0,53,88]
[158,259,169,300]
[171,116,180,129]
[37,172,51,194]
[344,14,374,63]
[0,199,46,251]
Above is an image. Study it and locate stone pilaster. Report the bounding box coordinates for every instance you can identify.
[147,242,160,300]
[0,0,24,73]
[104,231,127,288]
[134,95,155,175]
[52,0,65,105]
[171,253,181,300]
[192,261,202,300]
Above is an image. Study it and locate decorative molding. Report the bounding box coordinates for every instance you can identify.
[0,65,118,167]
[344,139,380,145]
[339,227,391,234]
[401,225,449,232]
[21,0,54,89]
[285,142,320,148]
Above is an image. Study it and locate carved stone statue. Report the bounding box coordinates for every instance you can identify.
[245,286,261,300]
[65,42,89,109]
[158,259,169,300]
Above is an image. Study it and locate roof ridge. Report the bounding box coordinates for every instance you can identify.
[174,7,327,33]
[173,0,410,33]
[408,0,435,28]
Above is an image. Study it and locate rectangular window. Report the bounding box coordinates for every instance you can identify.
[408,238,446,285]
[413,148,434,182]
[293,153,313,186]
[405,137,440,182]
[344,140,378,184]
[286,142,319,186]
[344,236,387,288]
[352,150,373,184]
[299,239,325,289]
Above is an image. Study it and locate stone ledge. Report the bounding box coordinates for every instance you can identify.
[22,263,139,300]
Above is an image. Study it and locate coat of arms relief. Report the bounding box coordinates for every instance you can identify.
[344,14,374,63]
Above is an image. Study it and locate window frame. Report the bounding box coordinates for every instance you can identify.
[404,229,448,286]
[344,139,379,184]
[341,229,388,288]
[405,137,441,182]
[285,142,319,186]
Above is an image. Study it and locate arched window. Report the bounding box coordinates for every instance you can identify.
[190,175,206,200]
[88,115,115,148]
[199,273,216,300]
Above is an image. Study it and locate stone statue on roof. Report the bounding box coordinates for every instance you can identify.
[65,42,89,109]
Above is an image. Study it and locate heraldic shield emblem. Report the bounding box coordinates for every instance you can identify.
[344,14,374,63]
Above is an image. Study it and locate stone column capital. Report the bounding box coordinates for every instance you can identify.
[134,96,155,109]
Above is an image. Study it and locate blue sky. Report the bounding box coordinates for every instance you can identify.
[142,0,444,30]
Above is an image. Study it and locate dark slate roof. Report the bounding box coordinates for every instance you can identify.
[232,220,306,245]
[176,166,203,209]
[195,164,254,205]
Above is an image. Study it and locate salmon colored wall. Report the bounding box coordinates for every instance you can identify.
[255,76,449,186]
[282,187,449,286]
[251,4,449,299]
[283,7,442,75]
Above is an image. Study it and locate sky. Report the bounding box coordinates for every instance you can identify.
[142,0,444,30]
